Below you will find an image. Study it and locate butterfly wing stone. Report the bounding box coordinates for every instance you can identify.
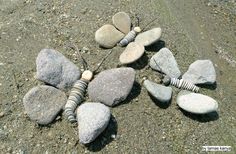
[112,12,131,34]
[77,102,111,144]
[88,67,135,107]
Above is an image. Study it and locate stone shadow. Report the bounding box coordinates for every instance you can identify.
[125,52,149,70]
[86,115,118,152]
[148,93,171,109]
[179,108,219,122]
[145,40,166,52]
[197,82,217,90]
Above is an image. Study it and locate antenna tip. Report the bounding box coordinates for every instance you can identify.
[82,70,93,81]
[134,27,142,33]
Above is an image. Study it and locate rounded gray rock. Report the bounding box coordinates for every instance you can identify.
[144,80,172,103]
[88,67,135,107]
[119,42,145,64]
[182,60,216,85]
[150,47,181,78]
[135,28,162,46]
[36,49,81,90]
[177,90,218,114]
[112,12,131,34]
[77,102,111,144]
[23,85,67,125]
[95,24,125,48]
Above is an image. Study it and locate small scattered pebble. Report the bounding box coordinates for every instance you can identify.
[177,90,218,114]
[144,80,172,103]
[182,60,216,85]
[0,112,5,118]
[135,28,162,46]
[23,85,67,125]
[95,24,125,48]
[150,47,181,78]
[36,49,81,90]
[119,42,145,64]
[88,67,135,106]
[77,102,111,144]
[112,12,131,34]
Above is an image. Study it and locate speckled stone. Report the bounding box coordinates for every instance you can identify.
[135,28,162,46]
[95,24,125,48]
[177,90,218,114]
[119,42,145,64]
[77,102,111,144]
[23,85,67,125]
[112,12,131,34]
[88,67,135,107]
[150,47,181,78]
[36,49,81,90]
[182,60,216,85]
[144,80,172,103]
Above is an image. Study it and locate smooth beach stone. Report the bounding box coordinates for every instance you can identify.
[23,85,67,125]
[182,60,216,85]
[36,49,81,90]
[119,42,145,64]
[112,12,131,34]
[177,90,218,114]
[77,102,111,144]
[95,24,125,48]
[150,48,181,78]
[135,27,162,46]
[88,67,135,107]
[144,80,172,103]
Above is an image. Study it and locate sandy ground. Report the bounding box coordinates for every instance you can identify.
[0,0,236,153]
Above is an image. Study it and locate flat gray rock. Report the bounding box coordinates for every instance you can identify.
[135,28,162,46]
[150,48,181,78]
[36,49,81,90]
[112,12,131,34]
[182,60,216,85]
[95,24,125,48]
[77,102,111,144]
[23,85,67,125]
[88,67,135,106]
[177,90,218,114]
[144,80,172,103]
[119,42,145,64]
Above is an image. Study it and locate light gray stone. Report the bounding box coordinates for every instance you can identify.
[77,102,111,144]
[112,12,131,34]
[23,85,67,125]
[135,28,162,46]
[88,67,135,106]
[119,42,145,64]
[177,90,218,114]
[144,80,172,103]
[150,48,181,78]
[95,24,125,48]
[36,49,81,90]
[182,60,216,85]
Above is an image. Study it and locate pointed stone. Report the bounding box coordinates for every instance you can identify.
[77,102,111,144]
[150,48,181,78]
[95,24,125,48]
[119,42,145,64]
[88,67,135,106]
[177,90,218,114]
[182,60,216,85]
[112,12,131,34]
[135,28,162,46]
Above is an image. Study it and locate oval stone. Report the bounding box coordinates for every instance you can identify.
[135,27,162,46]
[119,42,145,64]
[112,12,131,34]
[177,90,218,114]
[95,24,125,48]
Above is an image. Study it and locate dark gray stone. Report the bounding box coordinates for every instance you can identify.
[150,48,181,78]
[77,102,111,144]
[88,67,135,107]
[182,60,216,85]
[36,49,81,90]
[144,80,172,103]
[23,85,67,125]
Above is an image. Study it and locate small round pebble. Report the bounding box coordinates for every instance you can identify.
[112,12,131,34]
[23,85,67,125]
[119,42,145,64]
[95,24,125,48]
